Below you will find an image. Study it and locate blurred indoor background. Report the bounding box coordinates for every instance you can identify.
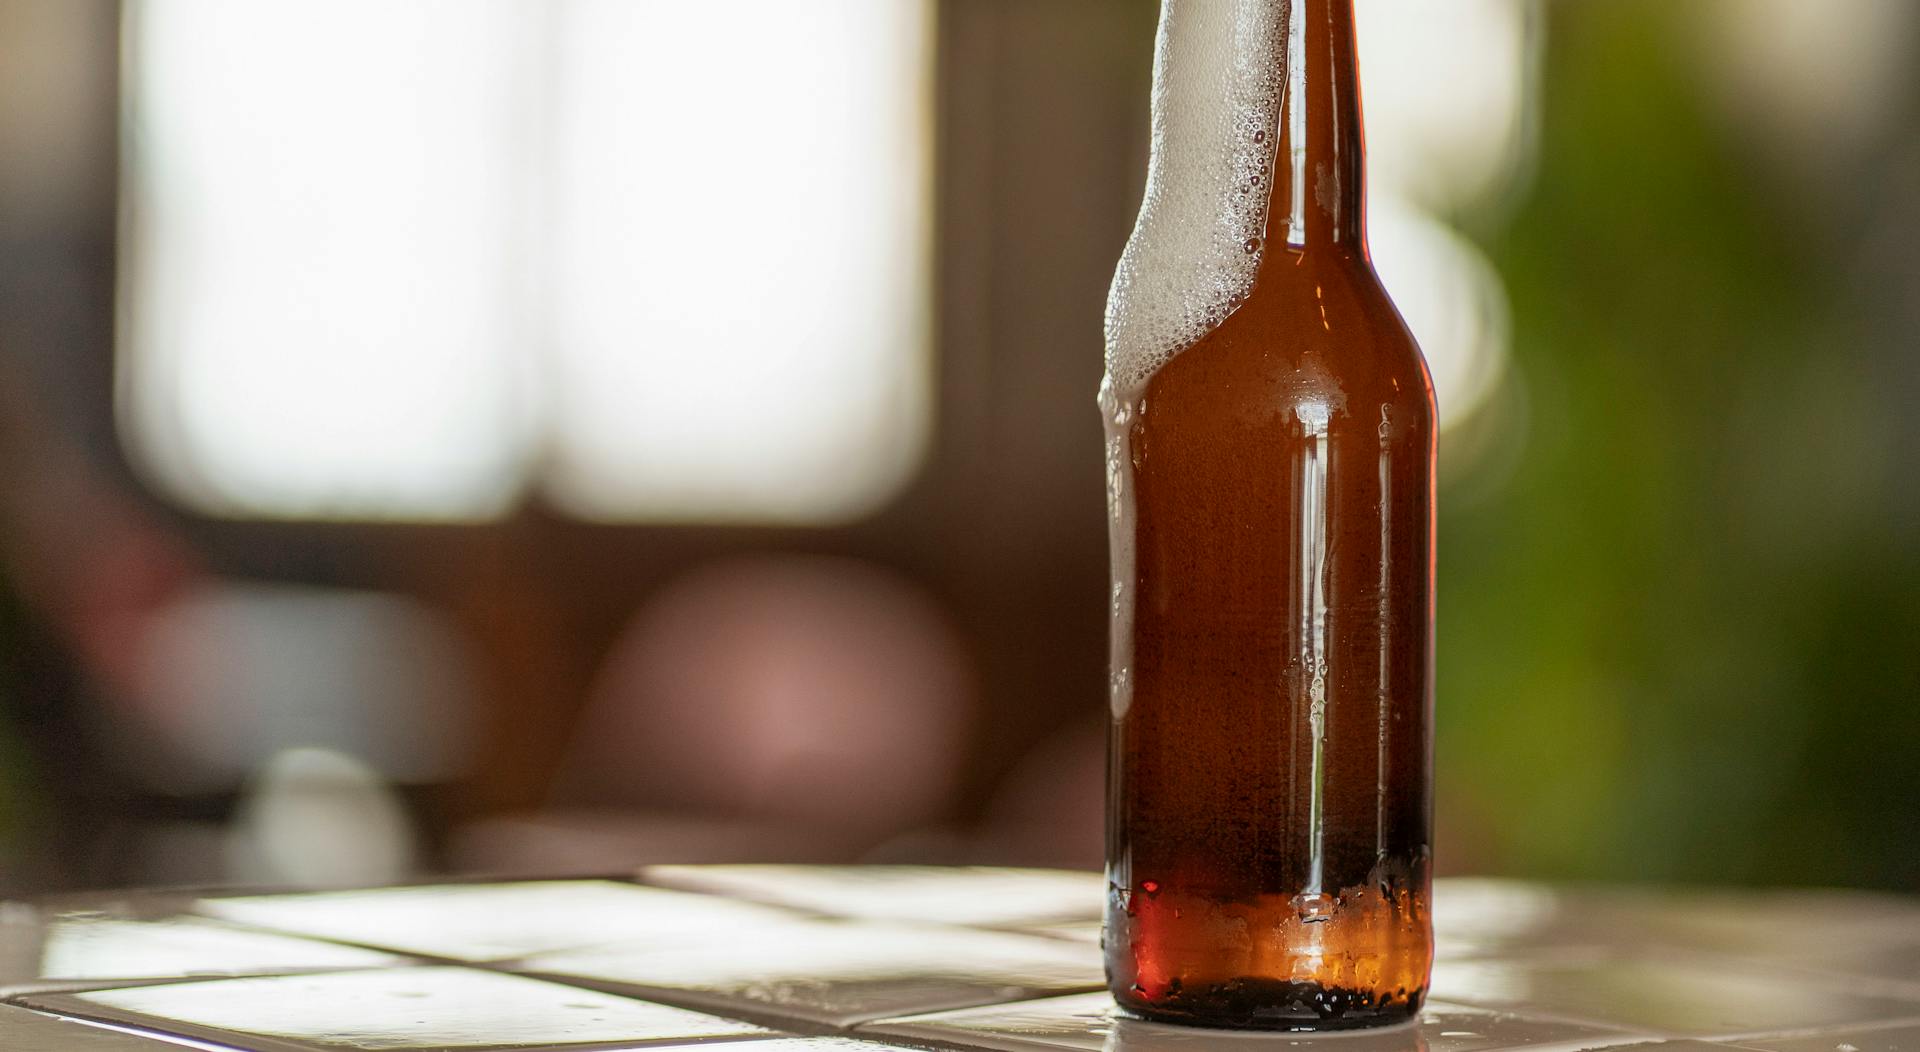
[0,0,1914,894]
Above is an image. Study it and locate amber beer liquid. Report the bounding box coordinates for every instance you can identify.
[1102,0,1435,1031]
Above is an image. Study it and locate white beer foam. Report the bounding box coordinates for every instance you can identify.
[1104,0,1286,393]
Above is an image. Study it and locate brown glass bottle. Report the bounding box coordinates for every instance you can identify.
[1102,0,1435,1032]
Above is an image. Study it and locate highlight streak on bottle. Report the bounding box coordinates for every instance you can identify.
[1376,405,1393,861]
[1104,0,1288,395]
[1296,399,1331,896]
[1283,0,1309,246]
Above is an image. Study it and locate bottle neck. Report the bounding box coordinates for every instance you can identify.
[1264,0,1365,256]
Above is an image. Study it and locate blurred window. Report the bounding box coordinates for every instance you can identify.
[1355,0,1535,436]
[118,0,933,524]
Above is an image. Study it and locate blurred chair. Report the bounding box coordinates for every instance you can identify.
[115,582,479,887]
[452,555,976,873]
[972,719,1105,871]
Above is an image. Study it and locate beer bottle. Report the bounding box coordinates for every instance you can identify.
[1102,0,1436,1030]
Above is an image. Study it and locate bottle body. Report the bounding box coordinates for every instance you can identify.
[1102,256,1434,1029]
[1102,0,1435,1030]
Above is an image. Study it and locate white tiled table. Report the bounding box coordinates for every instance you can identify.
[2,867,1917,1051]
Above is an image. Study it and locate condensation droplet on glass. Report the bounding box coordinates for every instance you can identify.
[1292,891,1336,923]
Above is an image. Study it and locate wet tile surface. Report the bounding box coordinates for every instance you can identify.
[196,880,795,961]
[4,870,1919,1051]
[1014,920,1102,944]
[23,966,773,1051]
[639,866,1104,928]
[1589,1036,1766,1044]
[0,1002,199,1050]
[1430,882,1920,970]
[1736,1020,1920,1052]
[645,1041,931,1052]
[860,990,1648,1052]
[518,918,1105,1026]
[1430,880,1587,960]
[1431,956,1920,1039]
[0,905,401,993]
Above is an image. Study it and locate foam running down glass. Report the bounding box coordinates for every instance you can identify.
[1102,0,1436,1031]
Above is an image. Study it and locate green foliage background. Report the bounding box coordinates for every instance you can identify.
[1435,1,1920,889]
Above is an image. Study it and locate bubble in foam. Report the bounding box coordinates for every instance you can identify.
[1105,0,1287,394]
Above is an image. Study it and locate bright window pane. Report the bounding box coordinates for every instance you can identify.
[120,0,934,526]
[1356,0,1532,212]
[120,0,538,521]
[1356,0,1533,435]
[543,0,934,524]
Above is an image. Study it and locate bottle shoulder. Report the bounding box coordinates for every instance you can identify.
[1120,252,1433,434]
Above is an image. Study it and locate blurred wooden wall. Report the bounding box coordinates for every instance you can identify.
[0,0,1163,876]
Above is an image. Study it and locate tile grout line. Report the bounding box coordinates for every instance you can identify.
[30,1005,322,1052]
[1424,992,1686,1039]
[40,1011,263,1052]
[18,872,1919,1052]
[1704,1012,1920,1046]
[492,958,1110,1040]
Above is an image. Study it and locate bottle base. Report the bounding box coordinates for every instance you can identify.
[1113,980,1424,1032]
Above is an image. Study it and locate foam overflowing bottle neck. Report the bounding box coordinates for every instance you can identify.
[1102,0,1370,391]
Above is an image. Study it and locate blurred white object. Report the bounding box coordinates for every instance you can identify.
[1695,0,1917,166]
[544,0,933,524]
[119,0,538,521]
[1352,0,1537,438]
[225,748,418,889]
[1369,195,1512,432]
[1356,0,1538,214]
[120,0,933,524]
